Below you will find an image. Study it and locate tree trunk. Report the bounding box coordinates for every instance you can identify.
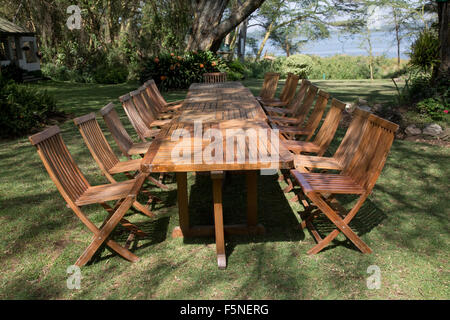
[237,18,248,61]
[435,1,449,79]
[393,8,401,69]
[186,0,266,52]
[256,21,274,60]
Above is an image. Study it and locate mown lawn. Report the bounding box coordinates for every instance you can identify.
[0,79,448,300]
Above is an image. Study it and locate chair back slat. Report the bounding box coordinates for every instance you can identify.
[120,93,150,141]
[100,103,134,157]
[333,108,371,168]
[311,98,345,156]
[29,126,90,203]
[141,85,164,116]
[279,73,300,103]
[130,89,156,124]
[74,113,119,173]
[285,79,310,114]
[343,114,399,191]
[203,72,227,83]
[144,79,168,108]
[259,72,280,100]
[302,90,330,139]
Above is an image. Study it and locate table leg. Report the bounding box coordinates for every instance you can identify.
[172,172,189,238]
[246,171,258,227]
[211,171,226,269]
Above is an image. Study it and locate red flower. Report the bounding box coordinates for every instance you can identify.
[444,110,449,114]
[212,61,217,67]
[199,63,204,68]
[170,53,175,56]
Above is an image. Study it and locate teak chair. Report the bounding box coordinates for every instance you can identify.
[29,126,153,266]
[260,73,300,107]
[100,102,152,159]
[73,113,168,193]
[130,88,171,127]
[203,72,228,83]
[143,79,183,112]
[291,113,399,254]
[140,85,174,120]
[256,72,280,101]
[273,89,330,141]
[282,98,346,156]
[120,93,161,142]
[266,81,316,123]
[294,108,372,172]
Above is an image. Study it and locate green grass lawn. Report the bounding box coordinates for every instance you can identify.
[0,79,448,300]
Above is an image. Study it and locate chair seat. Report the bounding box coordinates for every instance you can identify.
[283,140,320,153]
[150,119,171,127]
[264,106,291,115]
[166,102,183,111]
[294,155,343,170]
[109,158,142,174]
[272,124,311,136]
[75,179,136,206]
[143,128,160,139]
[269,116,299,124]
[260,99,286,107]
[128,141,152,155]
[291,171,365,195]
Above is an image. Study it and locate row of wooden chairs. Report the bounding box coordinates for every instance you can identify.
[29,79,182,266]
[257,72,399,254]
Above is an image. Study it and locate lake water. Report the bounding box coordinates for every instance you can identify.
[261,31,413,59]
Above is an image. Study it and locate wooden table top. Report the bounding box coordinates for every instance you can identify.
[141,82,294,173]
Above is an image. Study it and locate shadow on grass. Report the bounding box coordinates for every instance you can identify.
[182,172,305,260]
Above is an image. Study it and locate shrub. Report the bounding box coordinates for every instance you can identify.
[416,97,447,121]
[139,51,223,91]
[409,29,440,72]
[242,59,278,79]
[280,54,313,78]
[0,64,26,83]
[0,75,59,138]
[93,64,128,84]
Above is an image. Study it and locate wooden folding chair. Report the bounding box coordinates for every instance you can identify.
[293,108,372,172]
[291,114,399,254]
[256,72,280,101]
[29,126,153,266]
[266,81,315,122]
[120,93,161,142]
[143,79,183,111]
[130,88,171,127]
[100,103,152,159]
[272,89,330,141]
[203,72,228,83]
[139,85,173,120]
[260,73,300,107]
[73,113,168,193]
[282,98,346,156]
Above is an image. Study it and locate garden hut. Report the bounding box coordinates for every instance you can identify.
[0,17,41,72]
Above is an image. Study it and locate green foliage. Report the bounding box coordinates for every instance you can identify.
[409,29,440,72]
[416,98,448,121]
[0,64,26,83]
[0,75,58,138]
[139,51,223,91]
[279,54,314,78]
[241,59,277,79]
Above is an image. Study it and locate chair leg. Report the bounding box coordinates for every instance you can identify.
[306,192,372,254]
[75,196,136,267]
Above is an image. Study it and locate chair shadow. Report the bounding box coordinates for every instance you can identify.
[182,171,305,260]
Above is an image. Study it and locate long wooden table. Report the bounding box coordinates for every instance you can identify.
[141,82,294,269]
